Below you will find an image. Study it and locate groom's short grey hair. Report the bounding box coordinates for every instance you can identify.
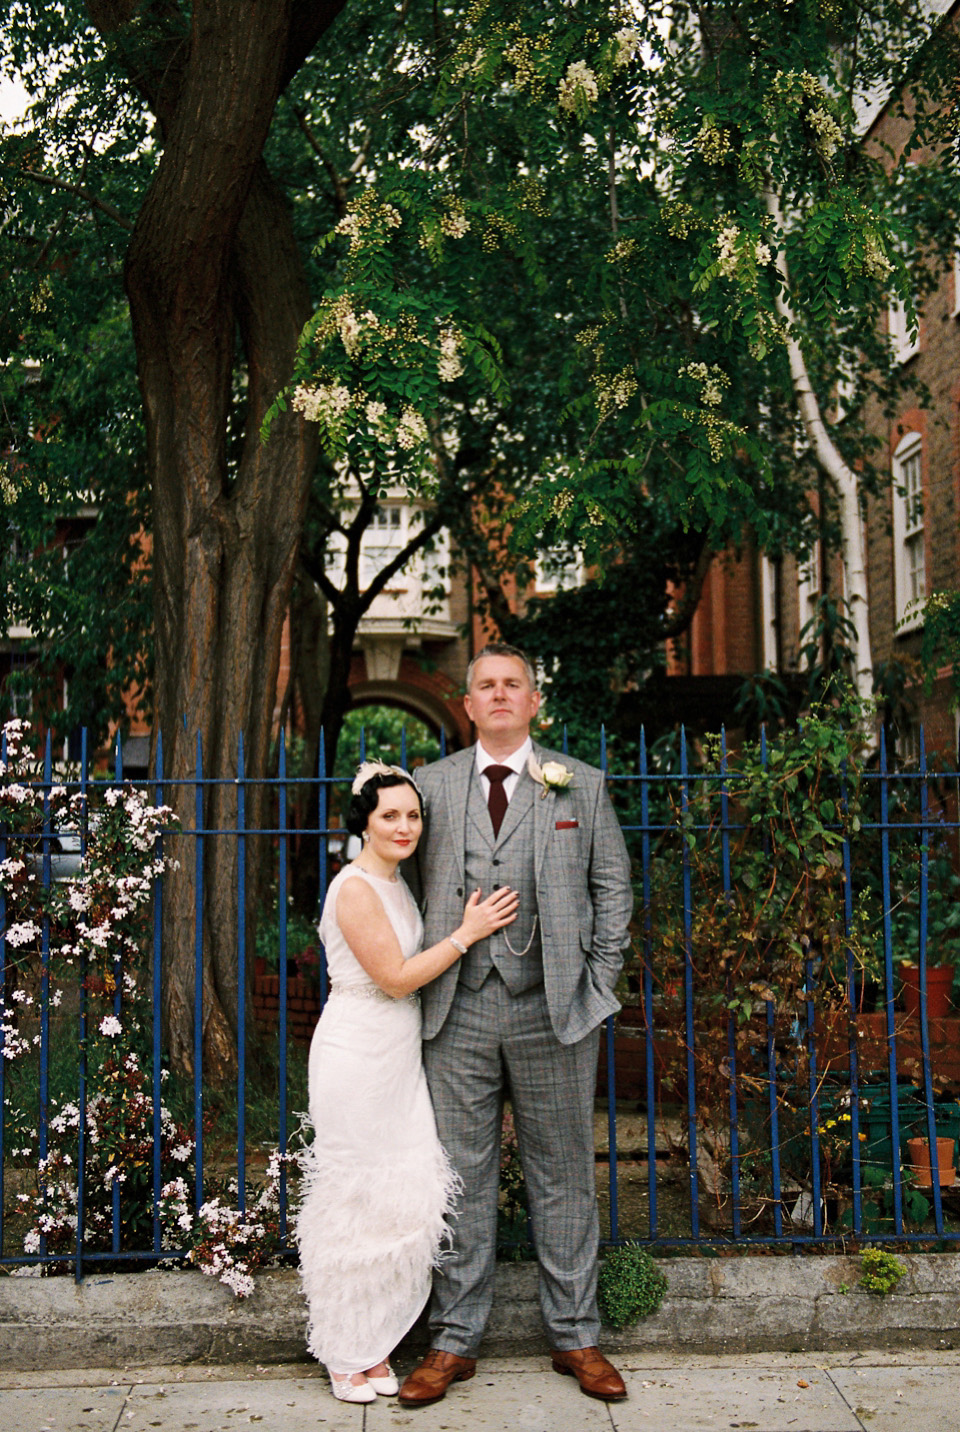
[466,642,538,692]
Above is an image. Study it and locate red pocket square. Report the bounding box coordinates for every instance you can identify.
[555,819,579,829]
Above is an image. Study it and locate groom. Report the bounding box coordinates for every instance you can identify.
[400,642,633,1406]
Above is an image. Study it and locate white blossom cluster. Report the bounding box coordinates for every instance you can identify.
[439,198,471,239]
[396,406,429,449]
[335,196,402,247]
[715,225,770,281]
[612,27,641,68]
[807,106,844,162]
[716,224,741,278]
[438,326,465,383]
[157,1151,295,1300]
[291,383,353,426]
[558,61,599,115]
[695,117,732,165]
[595,369,638,417]
[684,362,731,408]
[862,233,894,281]
[0,996,33,1059]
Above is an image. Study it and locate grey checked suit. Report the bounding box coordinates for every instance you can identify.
[411,743,632,1353]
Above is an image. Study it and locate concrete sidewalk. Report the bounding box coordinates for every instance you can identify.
[2,1351,959,1432]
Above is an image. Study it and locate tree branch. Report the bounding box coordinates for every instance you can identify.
[764,181,874,701]
[16,168,134,232]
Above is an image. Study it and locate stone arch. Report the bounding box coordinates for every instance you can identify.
[347,653,471,750]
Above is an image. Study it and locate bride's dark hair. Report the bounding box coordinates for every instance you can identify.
[345,772,423,837]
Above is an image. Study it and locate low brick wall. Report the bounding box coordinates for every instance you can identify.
[252,975,322,1047]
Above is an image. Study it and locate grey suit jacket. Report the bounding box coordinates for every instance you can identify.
[410,743,633,1045]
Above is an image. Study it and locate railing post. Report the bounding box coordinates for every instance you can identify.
[719,728,742,1239]
[38,731,52,1259]
[317,729,329,1007]
[915,729,944,1230]
[194,733,205,1210]
[0,731,7,1261]
[600,725,618,1244]
[151,732,164,1257]
[75,727,90,1282]
[679,727,699,1237]
[236,732,247,1215]
[277,730,289,1235]
[879,728,905,1233]
[840,756,862,1237]
[638,728,657,1239]
[760,727,783,1239]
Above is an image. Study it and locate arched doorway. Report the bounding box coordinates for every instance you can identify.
[347,652,472,753]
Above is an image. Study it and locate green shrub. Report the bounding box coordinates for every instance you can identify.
[859,1248,907,1295]
[598,1244,668,1329]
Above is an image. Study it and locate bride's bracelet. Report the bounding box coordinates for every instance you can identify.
[448,935,467,955]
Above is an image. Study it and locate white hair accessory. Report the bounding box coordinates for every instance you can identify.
[351,759,411,795]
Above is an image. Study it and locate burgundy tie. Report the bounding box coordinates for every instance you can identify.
[485,765,513,837]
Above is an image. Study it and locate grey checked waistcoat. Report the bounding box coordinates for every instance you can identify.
[457,767,543,994]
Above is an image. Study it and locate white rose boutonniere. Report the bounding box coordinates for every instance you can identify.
[527,753,574,799]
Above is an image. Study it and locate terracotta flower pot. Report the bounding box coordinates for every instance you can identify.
[899,962,954,1019]
[906,1135,957,1188]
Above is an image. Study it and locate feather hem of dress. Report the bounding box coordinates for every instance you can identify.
[296,1136,462,1371]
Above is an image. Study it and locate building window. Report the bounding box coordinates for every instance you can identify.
[362,505,405,586]
[534,546,584,593]
[322,501,449,601]
[892,433,925,631]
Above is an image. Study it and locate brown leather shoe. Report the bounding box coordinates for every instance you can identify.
[398,1349,478,1407]
[550,1346,627,1401]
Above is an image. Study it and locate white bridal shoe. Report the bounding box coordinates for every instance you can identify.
[365,1362,399,1396]
[329,1371,376,1404]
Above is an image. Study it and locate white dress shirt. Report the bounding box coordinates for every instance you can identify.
[475,737,533,808]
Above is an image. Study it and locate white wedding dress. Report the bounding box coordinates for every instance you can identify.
[296,864,460,1373]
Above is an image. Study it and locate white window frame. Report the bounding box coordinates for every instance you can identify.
[534,545,584,593]
[892,433,925,632]
[797,544,820,624]
[759,554,779,672]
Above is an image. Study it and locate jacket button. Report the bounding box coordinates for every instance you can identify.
[456,887,463,897]
[492,859,501,867]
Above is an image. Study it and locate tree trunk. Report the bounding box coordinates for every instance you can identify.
[101,1,345,1079]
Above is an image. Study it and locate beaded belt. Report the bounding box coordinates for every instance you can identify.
[328,983,418,1006]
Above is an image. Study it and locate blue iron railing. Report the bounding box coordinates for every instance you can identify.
[1,722,959,1283]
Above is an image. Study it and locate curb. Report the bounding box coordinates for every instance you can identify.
[1,1255,960,1370]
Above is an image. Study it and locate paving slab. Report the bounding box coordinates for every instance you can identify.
[121,1376,357,1431]
[3,1355,960,1432]
[827,1364,960,1432]
[373,1362,611,1432]
[0,1384,127,1432]
[611,1365,861,1431]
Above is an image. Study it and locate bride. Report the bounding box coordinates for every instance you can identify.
[297,759,518,1404]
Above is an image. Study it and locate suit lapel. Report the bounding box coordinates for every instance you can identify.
[466,764,493,847]
[495,765,535,848]
[532,743,558,878]
[441,749,474,882]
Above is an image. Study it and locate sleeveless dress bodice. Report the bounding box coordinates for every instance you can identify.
[319,864,423,995]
